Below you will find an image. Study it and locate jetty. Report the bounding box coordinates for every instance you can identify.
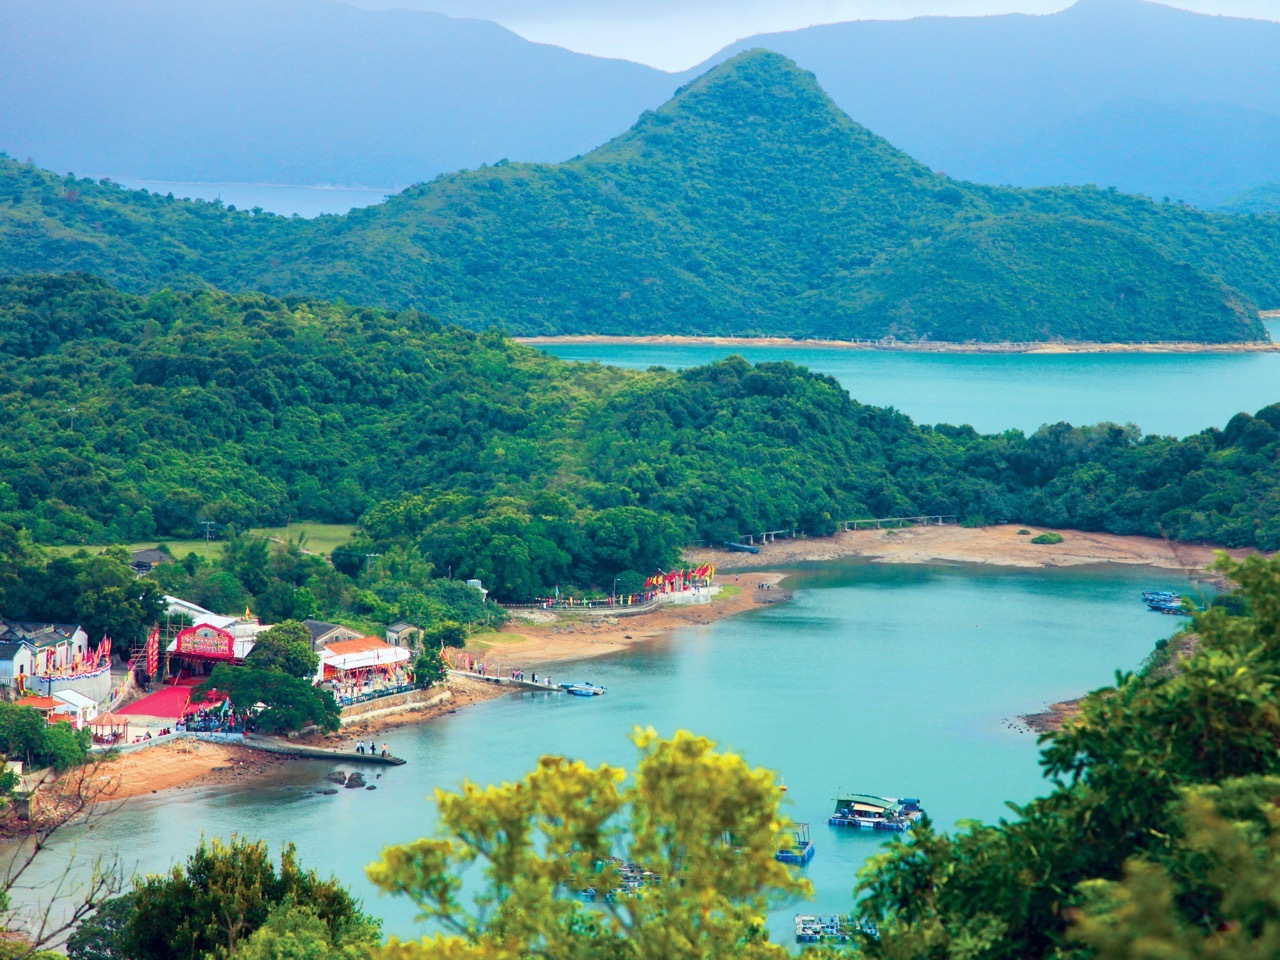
[448,669,567,692]
[242,734,406,766]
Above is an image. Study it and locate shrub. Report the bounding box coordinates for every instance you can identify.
[1031,532,1065,544]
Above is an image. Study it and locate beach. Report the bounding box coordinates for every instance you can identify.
[93,525,1249,800]
[683,524,1250,579]
[518,334,1280,354]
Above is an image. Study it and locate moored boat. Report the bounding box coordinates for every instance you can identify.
[828,793,923,831]
[560,681,606,696]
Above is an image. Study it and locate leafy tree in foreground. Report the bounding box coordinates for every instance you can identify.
[854,552,1280,960]
[369,729,810,960]
[124,838,378,960]
[201,665,339,734]
[245,619,320,680]
[1073,775,1280,960]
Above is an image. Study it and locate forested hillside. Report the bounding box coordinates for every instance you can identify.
[3,274,1279,608]
[2,52,1278,343]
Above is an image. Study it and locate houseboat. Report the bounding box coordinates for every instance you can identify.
[828,793,923,831]
[775,823,815,864]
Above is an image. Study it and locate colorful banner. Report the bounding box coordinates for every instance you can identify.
[146,626,160,677]
[174,624,236,660]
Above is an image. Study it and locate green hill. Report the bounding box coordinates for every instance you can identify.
[2,51,1279,342]
[4,272,1280,605]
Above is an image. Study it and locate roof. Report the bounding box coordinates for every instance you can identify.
[835,793,894,809]
[15,696,61,711]
[89,711,131,727]
[0,641,29,660]
[322,638,411,672]
[53,690,96,710]
[387,621,416,632]
[303,619,359,643]
[0,620,83,647]
[131,549,171,564]
[164,595,215,618]
[325,636,395,656]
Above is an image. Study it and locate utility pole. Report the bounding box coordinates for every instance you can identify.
[200,521,216,548]
[65,405,77,431]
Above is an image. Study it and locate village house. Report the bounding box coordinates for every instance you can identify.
[303,619,362,652]
[385,621,420,647]
[130,548,173,576]
[0,619,91,697]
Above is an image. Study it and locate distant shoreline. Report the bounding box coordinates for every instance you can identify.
[518,335,1280,354]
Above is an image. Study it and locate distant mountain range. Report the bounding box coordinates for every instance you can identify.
[0,0,678,190]
[2,0,1278,209]
[704,0,1280,209]
[2,51,1276,343]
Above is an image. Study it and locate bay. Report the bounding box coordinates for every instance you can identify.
[20,561,1181,944]
[539,330,1280,437]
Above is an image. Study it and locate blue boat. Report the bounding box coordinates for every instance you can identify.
[722,541,760,554]
[775,822,816,864]
[559,682,606,697]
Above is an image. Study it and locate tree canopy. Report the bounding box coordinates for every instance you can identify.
[3,274,1280,606]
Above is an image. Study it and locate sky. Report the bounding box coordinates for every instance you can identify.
[344,0,1280,70]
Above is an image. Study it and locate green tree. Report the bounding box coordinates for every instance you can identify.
[245,620,319,679]
[368,728,807,959]
[232,904,381,960]
[201,665,339,735]
[67,893,136,960]
[412,650,446,690]
[423,621,467,650]
[1073,776,1280,960]
[125,838,377,960]
[38,721,90,771]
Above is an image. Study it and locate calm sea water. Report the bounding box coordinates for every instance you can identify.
[117,180,394,218]
[23,562,1183,943]
[540,330,1280,438]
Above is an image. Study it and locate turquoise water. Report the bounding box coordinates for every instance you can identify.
[23,562,1182,943]
[539,335,1280,437]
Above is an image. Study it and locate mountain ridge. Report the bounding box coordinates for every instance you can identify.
[1,50,1276,343]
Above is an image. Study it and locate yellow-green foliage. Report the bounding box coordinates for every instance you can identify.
[368,729,808,960]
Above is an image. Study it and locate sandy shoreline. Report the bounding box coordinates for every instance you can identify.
[518,334,1280,354]
[93,525,1253,800]
[684,524,1250,579]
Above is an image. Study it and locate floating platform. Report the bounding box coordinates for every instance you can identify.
[776,823,816,863]
[828,794,923,831]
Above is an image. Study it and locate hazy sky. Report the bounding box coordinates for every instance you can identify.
[345,1,1280,69]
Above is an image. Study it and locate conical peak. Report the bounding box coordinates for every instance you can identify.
[663,49,834,118]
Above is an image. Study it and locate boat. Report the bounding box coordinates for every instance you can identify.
[775,822,815,864]
[1143,590,1194,615]
[722,541,760,554]
[794,914,853,944]
[559,682,606,696]
[828,793,923,831]
[575,857,659,901]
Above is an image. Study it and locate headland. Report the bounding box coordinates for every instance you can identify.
[517,335,1280,354]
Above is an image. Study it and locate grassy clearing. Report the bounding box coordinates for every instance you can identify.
[465,631,528,652]
[251,523,358,557]
[42,523,358,560]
